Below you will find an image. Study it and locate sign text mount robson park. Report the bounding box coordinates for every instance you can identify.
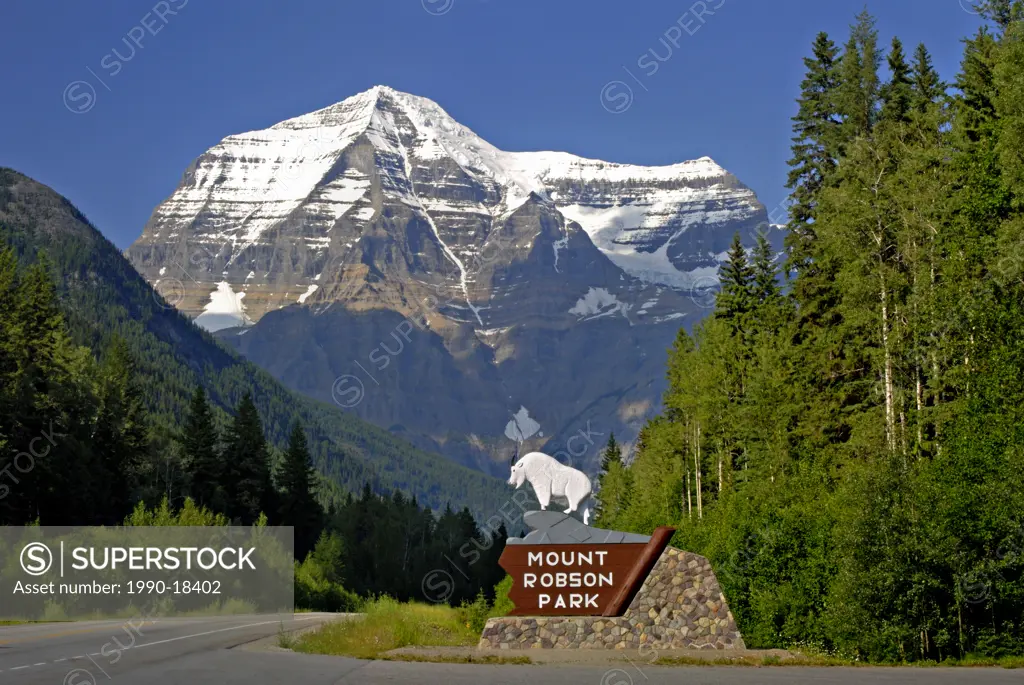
[498,511,675,617]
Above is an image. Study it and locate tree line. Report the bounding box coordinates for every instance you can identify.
[596,3,1024,661]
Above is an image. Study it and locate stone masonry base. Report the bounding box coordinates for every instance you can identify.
[478,547,745,650]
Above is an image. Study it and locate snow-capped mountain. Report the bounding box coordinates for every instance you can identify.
[129,86,781,475]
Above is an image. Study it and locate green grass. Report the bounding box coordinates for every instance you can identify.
[292,597,479,659]
[653,653,1024,668]
[929,656,1024,669]
[277,622,297,649]
[0,620,72,625]
[653,654,847,667]
[384,653,532,665]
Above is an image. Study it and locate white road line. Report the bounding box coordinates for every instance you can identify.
[125,617,320,653]
[85,653,110,679]
[0,616,321,671]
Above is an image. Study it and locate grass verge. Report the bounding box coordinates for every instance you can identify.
[654,654,848,667]
[654,653,1024,668]
[277,622,297,649]
[384,653,531,665]
[293,597,478,659]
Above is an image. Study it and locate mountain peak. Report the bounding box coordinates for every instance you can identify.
[131,85,772,328]
[277,85,448,129]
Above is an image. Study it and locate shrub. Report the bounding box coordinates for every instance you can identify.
[489,574,514,617]
[294,532,358,611]
[458,590,491,633]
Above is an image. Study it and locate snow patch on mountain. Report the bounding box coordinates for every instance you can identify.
[195,281,249,332]
[505,151,729,185]
[654,312,687,324]
[557,203,743,290]
[505,406,541,442]
[569,287,630,321]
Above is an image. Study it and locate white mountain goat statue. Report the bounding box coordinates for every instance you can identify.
[508,448,592,525]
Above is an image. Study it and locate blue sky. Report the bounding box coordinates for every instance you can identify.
[0,0,984,249]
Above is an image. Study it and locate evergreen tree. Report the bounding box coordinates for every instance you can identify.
[0,250,23,524]
[910,43,943,113]
[9,256,95,523]
[223,392,274,523]
[748,231,792,338]
[0,249,17,492]
[957,29,999,143]
[600,432,622,471]
[0,248,16,375]
[836,9,881,141]
[595,457,632,529]
[880,37,912,123]
[92,335,149,523]
[784,31,844,334]
[16,256,73,395]
[751,232,781,304]
[785,31,841,283]
[994,18,1024,198]
[181,387,224,513]
[595,432,630,526]
[715,233,754,323]
[278,420,323,559]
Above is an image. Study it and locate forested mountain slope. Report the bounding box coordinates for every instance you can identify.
[0,168,511,519]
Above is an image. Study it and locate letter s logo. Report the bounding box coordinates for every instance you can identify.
[62,81,96,114]
[599,81,634,114]
[21,542,53,576]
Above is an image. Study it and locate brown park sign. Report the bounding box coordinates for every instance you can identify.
[499,526,675,616]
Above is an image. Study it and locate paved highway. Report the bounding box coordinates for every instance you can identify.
[0,614,354,684]
[1,616,1022,684]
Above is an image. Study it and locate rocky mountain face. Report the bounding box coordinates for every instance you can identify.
[128,86,782,476]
